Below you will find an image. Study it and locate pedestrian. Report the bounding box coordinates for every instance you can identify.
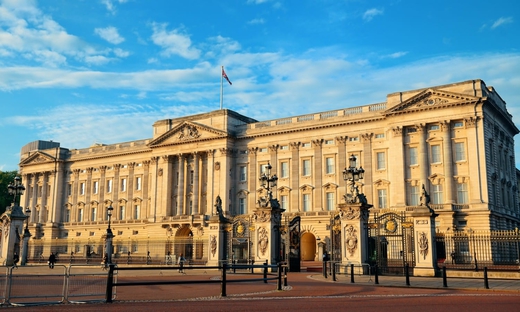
[12,252,19,269]
[48,252,56,269]
[178,253,185,273]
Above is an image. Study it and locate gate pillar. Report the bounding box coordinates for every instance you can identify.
[0,205,27,266]
[252,204,284,270]
[337,202,372,267]
[206,196,231,267]
[411,205,438,276]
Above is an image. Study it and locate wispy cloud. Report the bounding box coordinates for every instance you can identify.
[363,8,383,21]
[94,26,125,44]
[248,18,265,25]
[101,0,128,14]
[491,17,513,29]
[381,51,408,59]
[150,23,201,60]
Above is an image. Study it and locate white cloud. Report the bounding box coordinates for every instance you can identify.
[248,18,265,25]
[363,8,383,21]
[382,51,408,59]
[113,48,129,58]
[101,0,128,14]
[94,26,125,44]
[491,17,513,29]
[150,23,201,60]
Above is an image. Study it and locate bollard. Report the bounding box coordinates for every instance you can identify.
[277,262,283,291]
[374,265,379,285]
[484,267,489,289]
[105,264,115,303]
[332,262,336,282]
[405,263,410,286]
[233,260,236,274]
[350,264,355,283]
[442,266,448,288]
[264,260,268,283]
[251,260,255,274]
[221,263,227,296]
[323,261,328,279]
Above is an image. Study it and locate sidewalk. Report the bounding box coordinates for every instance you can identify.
[310,271,520,292]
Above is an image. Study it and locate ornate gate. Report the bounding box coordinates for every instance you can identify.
[227,216,254,264]
[368,212,415,275]
[287,216,300,272]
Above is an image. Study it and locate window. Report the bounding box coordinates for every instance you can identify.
[106,179,112,193]
[407,184,420,206]
[454,142,465,162]
[432,184,443,204]
[91,207,97,221]
[134,205,140,219]
[93,181,99,194]
[302,142,311,148]
[119,205,125,220]
[302,194,310,212]
[378,189,387,208]
[429,124,440,131]
[260,164,268,174]
[189,200,193,215]
[65,209,70,223]
[259,147,267,152]
[67,184,72,196]
[457,183,468,204]
[302,159,311,176]
[135,177,142,190]
[326,192,334,211]
[431,145,441,163]
[325,157,335,174]
[121,178,127,192]
[281,195,288,210]
[78,208,83,222]
[453,121,464,128]
[280,145,289,150]
[239,166,247,182]
[190,170,194,185]
[280,161,289,178]
[238,198,246,214]
[409,147,418,165]
[376,152,386,170]
[38,185,42,197]
[80,183,85,195]
[375,133,385,139]
[325,139,334,145]
[349,137,359,141]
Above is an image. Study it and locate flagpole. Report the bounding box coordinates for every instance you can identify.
[220,65,223,110]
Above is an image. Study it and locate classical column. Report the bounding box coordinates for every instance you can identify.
[336,136,348,197]
[417,124,428,187]
[41,172,49,222]
[128,162,136,218]
[99,166,107,219]
[85,167,93,221]
[290,142,301,212]
[441,121,454,204]
[71,169,81,222]
[390,127,406,207]
[177,154,185,216]
[248,147,258,213]
[32,173,39,223]
[142,160,151,219]
[193,152,200,215]
[312,139,323,211]
[149,157,159,222]
[361,133,373,201]
[206,150,216,215]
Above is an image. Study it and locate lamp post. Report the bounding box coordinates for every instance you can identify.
[8,176,26,207]
[105,205,114,265]
[342,155,365,204]
[258,163,278,204]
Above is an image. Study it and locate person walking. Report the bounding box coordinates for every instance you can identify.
[12,252,19,269]
[178,253,186,273]
[48,252,56,269]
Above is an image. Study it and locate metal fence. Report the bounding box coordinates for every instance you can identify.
[0,265,114,306]
[435,229,520,271]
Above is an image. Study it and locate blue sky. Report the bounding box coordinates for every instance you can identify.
[1,0,519,171]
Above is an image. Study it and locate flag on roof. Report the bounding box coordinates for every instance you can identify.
[222,68,232,85]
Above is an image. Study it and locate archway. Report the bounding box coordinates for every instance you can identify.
[175,226,193,261]
[300,232,317,261]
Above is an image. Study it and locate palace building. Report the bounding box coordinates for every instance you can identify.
[16,79,520,264]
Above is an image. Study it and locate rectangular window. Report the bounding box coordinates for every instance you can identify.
[432,184,443,204]
[134,205,140,219]
[409,147,418,165]
[119,205,125,220]
[280,161,289,178]
[302,194,310,212]
[431,145,441,163]
[429,124,440,131]
[408,184,420,206]
[302,159,311,176]
[281,195,288,210]
[78,209,83,222]
[375,133,385,139]
[457,183,468,204]
[454,142,465,162]
[260,164,268,174]
[121,178,127,192]
[239,166,247,182]
[326,192,334,211]
[91,207,97,221]
[38,185,42,197]
[93,181,99,194]
[80,183,85,195]
[325,139,334,145]
[106,179,112,193]
[453,121,463,128]
[190,170,194,185]
[325,157,335,174]
[376,152,386,170]
[238,198,246,214]
[67,184,72,196]
[378,189,387,208]
[135,177,142,190]
[65,210,70,223]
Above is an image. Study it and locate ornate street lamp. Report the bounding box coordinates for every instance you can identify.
[21,207,32,266]
[342,155,365,204]
[8,176,25,207]
[258,163,278,204]
[105,205,114,265]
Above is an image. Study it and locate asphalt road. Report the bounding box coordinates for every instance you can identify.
[11,272,520,312]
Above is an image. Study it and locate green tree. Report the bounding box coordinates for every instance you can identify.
[0,170,19,214]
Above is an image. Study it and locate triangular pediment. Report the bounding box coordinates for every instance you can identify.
[148,121,230,147]
[19,151,56,166]
[385,88,481,115]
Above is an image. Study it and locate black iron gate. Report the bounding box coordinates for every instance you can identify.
[288,216,300,272]
[368,212,415,275]
[330,214,341,262]
[227,216,254,264]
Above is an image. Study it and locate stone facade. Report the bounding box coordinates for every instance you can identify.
[16,79,520,263]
